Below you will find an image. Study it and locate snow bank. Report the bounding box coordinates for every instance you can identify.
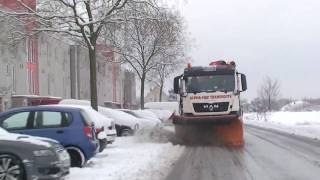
[244,112,320,140]
[67,136,184,180]
[134,125,177,144]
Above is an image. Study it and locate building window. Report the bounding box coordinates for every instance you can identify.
[5,64,10,76]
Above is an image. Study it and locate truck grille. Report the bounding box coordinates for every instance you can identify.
[193,102,229,113]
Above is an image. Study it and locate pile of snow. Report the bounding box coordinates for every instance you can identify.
[281,100,320,112]
[244,112,320,140]
[67,137,184,180]
[134,125,178,144]
[281,101,311,112]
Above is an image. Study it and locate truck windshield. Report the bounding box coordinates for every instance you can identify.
[186,74,235,93]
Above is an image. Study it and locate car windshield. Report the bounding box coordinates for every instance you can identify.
[186,75,235,93]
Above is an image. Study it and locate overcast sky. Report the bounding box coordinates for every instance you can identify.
[171,0,320,100]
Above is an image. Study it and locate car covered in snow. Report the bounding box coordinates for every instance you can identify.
[0,106,99,167]
[123,109,162,124]
[146,109,174,123]
[119,109,161,127]
[58,99,139,137]
[0,127,70,180]
[53,104,117,152]
[98,107,140,136]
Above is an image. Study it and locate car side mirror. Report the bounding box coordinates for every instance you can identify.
[2,122,8,129]
[240,74,247,92]
[173,75,181,94]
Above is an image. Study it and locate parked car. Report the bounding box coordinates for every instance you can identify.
[0,127,70,180]
[98,107,140,136]
[58,99,137,137]
[59,99,116,141]
[145,109,174,123]
[119,109,161,128]
[122,109,162,124]
[0,106,99,167]
[55,104,117,152]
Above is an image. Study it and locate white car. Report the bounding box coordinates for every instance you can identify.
[120,109,161,126]
[132,110,162,123]
[98,107,141,136]
[146,109,174,122]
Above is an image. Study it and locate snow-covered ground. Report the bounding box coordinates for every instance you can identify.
[244,112,320,140]
[67,126,184,180]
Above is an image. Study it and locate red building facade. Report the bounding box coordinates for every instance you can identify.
[0,0,39,95]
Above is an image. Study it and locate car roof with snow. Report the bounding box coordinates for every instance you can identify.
[51,104,113,127]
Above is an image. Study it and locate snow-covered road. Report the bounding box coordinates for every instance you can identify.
[165,125,320,180]
[67,127,184,180]
[66,112,320,180]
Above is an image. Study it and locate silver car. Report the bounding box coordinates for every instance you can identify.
[0,127,70,180]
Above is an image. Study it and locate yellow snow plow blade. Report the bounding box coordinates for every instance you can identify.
[213,117,243,146]
[173,115,244,146]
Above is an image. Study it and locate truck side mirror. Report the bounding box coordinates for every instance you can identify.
[173,76,181,94]
[240,74,247,91]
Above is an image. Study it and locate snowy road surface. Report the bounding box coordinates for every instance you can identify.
[67,134,184,180]
[165,125,320,180]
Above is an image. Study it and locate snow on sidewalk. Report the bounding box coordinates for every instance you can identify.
[244,112,320,140]
[67,135,184,180]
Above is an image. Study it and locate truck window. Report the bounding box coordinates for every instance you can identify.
[186,75,235,93]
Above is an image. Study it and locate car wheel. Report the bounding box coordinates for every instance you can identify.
[121,129,132,136]
[99,139,107,152]
[66,147,85,168]
[0,154,24,180]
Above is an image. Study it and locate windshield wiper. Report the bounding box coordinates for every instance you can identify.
[216,90,231,94]
[205,90,217,93]
[191,91,201,94]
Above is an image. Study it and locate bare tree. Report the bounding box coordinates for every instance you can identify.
[258,76,281,112]
[148,60,184,102]
[105,6,187,108]
[0,0,134,110]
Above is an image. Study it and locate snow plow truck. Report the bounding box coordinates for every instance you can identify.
[173,60,247,146]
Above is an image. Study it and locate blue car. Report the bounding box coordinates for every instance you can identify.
[0,106,99,167]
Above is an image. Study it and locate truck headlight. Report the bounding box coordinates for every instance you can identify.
[33,150,55,157]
